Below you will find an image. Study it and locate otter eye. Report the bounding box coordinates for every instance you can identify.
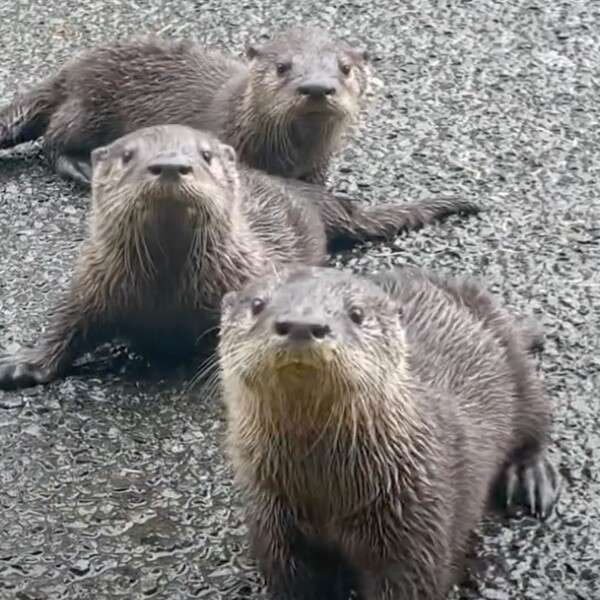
[250,297,266,316]
[349,306,364,325]
[275,61,291,75]
[201,150,212,164]
[340,63,352,75]
[122,149,134,165]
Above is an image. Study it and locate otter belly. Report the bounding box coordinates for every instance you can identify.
[114,309,217,362]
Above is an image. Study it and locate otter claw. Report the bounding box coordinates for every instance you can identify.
[504,457,561,520]
[0,353,53,391]
[505,466,519,510]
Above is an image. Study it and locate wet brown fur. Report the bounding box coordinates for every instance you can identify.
[0,121,481,390]
[0,27,371,186]
[0,124,325,389]
[217,265,560,600]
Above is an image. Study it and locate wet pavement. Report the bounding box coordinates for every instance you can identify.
[0,1,599,599]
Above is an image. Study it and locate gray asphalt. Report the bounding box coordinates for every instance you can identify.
[0,1,599,599]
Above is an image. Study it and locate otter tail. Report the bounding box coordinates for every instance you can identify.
[319,195,481,246]
[0,77,62,150]
[370,264,546,355]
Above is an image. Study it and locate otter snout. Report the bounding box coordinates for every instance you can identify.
[274,318,331,341]
[297,81,337,98]
[147,156,194,180]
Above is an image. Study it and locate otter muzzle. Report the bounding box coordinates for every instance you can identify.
[297,81,337,98]
[269,316,336,366]
[146,155,194,181]
[274,318,331,342]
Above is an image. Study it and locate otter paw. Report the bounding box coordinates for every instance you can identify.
[504,456,562,520]
[0,353,54,391]
[453,198,481,215]
[54,154,92,187]
[426,197,482,221]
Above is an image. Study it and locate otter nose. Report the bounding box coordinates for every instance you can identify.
[297,83,336,98]
[274,319,331,341]
[147,159,193,178]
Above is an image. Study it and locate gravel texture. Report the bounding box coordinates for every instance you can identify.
[0,1,599,599]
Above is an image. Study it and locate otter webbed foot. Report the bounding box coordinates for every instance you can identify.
[0,351,56,391]
[503,455,562,520]
[54,154,92,187]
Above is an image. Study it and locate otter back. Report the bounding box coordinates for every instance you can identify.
[0,28,371,186]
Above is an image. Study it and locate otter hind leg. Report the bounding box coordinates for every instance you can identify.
[0,352,56,390]
[0,78,60,150]
[323,195,482,246]
[499,454,562,520]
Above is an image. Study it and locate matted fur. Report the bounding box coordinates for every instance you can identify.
[0,27,371,186]
[0,122,482,390]
[0,125,325,390]
[217,265,560,600]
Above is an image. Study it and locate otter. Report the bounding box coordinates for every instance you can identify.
[217,265,560,600]
[0,124,478,391]
[0,27,371,186]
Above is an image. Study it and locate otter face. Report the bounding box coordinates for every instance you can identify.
[90,124,239,225]
[218,266,405,397]
[246,27,370,125]
[87,125,241,277]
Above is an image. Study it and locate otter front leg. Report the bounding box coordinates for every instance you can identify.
[43,140,93,187]
[52,154,93,187]
[345,501,451,600]
[245,491,352,599]
[360,571,446,600]
[0,292,94,391]
[42,99,95,188]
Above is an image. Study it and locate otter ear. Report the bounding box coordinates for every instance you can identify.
[91,146,109,169]
[245,42,263,60]
[351,48,370,63]
[220,143,237,165]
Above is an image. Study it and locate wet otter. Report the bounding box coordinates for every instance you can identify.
[217,265,560,600]
[0,27,371,186]
[0,124,478,391]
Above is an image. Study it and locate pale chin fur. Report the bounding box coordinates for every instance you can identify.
[267,342,338,370]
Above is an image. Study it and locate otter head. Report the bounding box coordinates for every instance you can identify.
[244,27,371,138]
[218,266,406,429]
[88,124,240,276]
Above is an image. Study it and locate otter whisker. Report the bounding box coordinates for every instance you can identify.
[195,367,223,401]
[189,354,222,390]
[194,324,220,347]
[187,344,252,400]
